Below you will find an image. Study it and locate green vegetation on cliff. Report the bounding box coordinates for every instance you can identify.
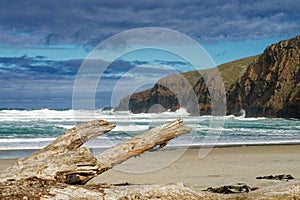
[182,55,259,91]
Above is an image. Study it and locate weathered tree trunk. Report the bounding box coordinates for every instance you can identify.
[0,119,197,200]
[1,118,191,185]
[0,120,116,183]
[94,118,192,176]
[55,118,192,185]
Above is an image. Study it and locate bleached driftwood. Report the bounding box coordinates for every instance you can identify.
[0,120,116,183]
[0,119,199,200]
[55,118,192,185]
[95,118,192,177]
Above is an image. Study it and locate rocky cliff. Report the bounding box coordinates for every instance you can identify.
[228,35,300,118]
[116,55,257,114]
[115,73,195,113]
[116,35,300,118]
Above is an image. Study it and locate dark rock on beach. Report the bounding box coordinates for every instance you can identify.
[205,183,252,194]
[101,106,114,111]
[256,174,295,181]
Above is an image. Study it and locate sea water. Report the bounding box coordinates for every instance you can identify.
[0,108,299,158]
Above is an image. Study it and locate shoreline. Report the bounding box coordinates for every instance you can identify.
[1,142,300,159]
[1,144,299,191]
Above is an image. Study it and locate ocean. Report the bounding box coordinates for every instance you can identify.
[0,108,299,158]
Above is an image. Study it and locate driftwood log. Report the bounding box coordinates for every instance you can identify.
[1,120,116,183]
[1,119,300,200]
[0,119,197,199]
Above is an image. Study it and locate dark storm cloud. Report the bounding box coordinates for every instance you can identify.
[0,54,185,108]
[0,54,189,93]
[0,55,139,108]
[0,0,299,48]
[0,56,140,79]
[0,56,79,78]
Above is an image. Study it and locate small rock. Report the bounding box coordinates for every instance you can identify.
[256,174,294,181]
[204,184,252,194]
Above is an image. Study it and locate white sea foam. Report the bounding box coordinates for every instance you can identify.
[0,109,76,122]
[236,117,266,121]
[0,108,186,122]
[0,138,55,143]
[56,125,76,129]
[0,108,299,158]
[113,125,149,132]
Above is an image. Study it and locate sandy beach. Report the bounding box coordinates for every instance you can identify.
[2,145,299,192]
[91,145,300,191]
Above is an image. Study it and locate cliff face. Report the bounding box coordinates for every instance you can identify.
[116,36,300,118]
[228,35,300,118]
[128,84,179,113]
[116,73,196,113]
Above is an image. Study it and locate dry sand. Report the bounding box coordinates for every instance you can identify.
[1,145,299,191]
[91,145,300,191]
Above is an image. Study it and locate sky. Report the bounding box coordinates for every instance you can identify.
[0,0,299,109]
